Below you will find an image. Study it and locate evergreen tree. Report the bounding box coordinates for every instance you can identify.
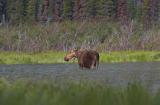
[134,0,143,22]
[7,0,21,24]
[27,0,36,22]
[86,0,99,18]
[106,0,115,18]
[73,0,86,20]
[52,0,63,21]
[41,0,49,21]
[35,0,41,21]
[128,0,137,20]
[116,0,129,23]
[20,0,28,23]
[97,0,106,17]
[63,0,74,20]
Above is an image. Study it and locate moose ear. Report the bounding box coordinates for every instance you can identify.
[73,47,79,51]
[73,49,78,52]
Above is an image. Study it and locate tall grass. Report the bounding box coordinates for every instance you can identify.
[0,21,159,52]
[0,78,159,105]
[0,51,159,64]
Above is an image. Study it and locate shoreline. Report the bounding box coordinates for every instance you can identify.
[0,51,159,64]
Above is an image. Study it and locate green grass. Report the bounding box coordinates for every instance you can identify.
[0,51,159,64]
[0,78,159,105]
[100,51,160,63]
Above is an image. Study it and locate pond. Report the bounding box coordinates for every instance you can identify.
[0,62,159,92]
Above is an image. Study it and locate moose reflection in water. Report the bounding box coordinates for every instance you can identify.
[64,49,99,69]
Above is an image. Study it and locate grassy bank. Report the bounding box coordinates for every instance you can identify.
[0,78,159,105]
[0,51,159,64]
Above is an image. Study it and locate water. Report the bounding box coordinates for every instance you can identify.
[0,62,159,92]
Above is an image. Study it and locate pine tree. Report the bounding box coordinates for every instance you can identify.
[143,0,160,27]
[41,0,49,21]
[20,0,28,23]
[116,0,129,24]
[128,0,137,20]
[134,0,143,22]
[0,0,4,22]
[97,0,105,16]
[52,0,63,21]
[86,0,99,18]
[35,0,41,21]
[63,0,74,20]
[7,0,21,24]
[27,0,36,22]
[73,0,86,20]
[106,0,115,18]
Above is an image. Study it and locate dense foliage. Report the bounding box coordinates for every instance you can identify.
[0,0,160,25]
[0,0,160,52]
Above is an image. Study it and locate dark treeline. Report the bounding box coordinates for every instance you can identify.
[0,0,160,25]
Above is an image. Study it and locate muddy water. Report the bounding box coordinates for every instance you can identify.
[0,62,159,92]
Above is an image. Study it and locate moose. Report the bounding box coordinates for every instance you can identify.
[64,49,99,69]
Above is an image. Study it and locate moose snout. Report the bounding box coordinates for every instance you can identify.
[64,57,69,61]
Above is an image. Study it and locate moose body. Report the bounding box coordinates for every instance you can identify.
[64,49,99,69]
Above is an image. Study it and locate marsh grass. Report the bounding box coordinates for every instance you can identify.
[0,21,160,52]
[0,51,159,64]
[100,51,160,63]
[0,78,159,105]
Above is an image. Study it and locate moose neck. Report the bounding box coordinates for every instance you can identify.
[75,51,82,58]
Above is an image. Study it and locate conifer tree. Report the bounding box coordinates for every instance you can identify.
[97,0,106,17]
[86,0,99,18]
[52,0,63,21]
[7,0,21,24]
[27,0,36,22]
[41,0,49,21]
[106,0,115,18]
[63,0,74,20]
[35,0,41,21]
[74,0,86,20]
[20,0,28,23]
[0,0,7,23]
[116,0,129,23]
[128,0,137,20]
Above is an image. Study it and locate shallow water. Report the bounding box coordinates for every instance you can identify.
[0,62,160,92]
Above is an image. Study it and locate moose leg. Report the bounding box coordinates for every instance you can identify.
[91,60,96,69]
[79,62,85,70]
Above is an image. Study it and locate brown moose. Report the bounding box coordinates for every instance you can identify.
[64,49,99,69]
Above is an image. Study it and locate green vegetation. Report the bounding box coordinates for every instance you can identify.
[0,51,159,64]
[1,0,160,25]
[0,21,159,52]
[100,51,160,63]
[0,78,159,105]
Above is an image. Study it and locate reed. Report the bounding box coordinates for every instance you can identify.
[0,78,159,105]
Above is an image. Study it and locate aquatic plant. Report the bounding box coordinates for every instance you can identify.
[0,78,159,105]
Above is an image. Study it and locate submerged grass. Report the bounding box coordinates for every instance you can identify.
[0,78,159,105]
[0,51,159,64]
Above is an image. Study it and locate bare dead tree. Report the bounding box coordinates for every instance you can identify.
[41,0,49,22]
[72,20,87,48]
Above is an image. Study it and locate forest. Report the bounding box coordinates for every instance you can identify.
[0,0,160,52]
[0,0,160,25]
